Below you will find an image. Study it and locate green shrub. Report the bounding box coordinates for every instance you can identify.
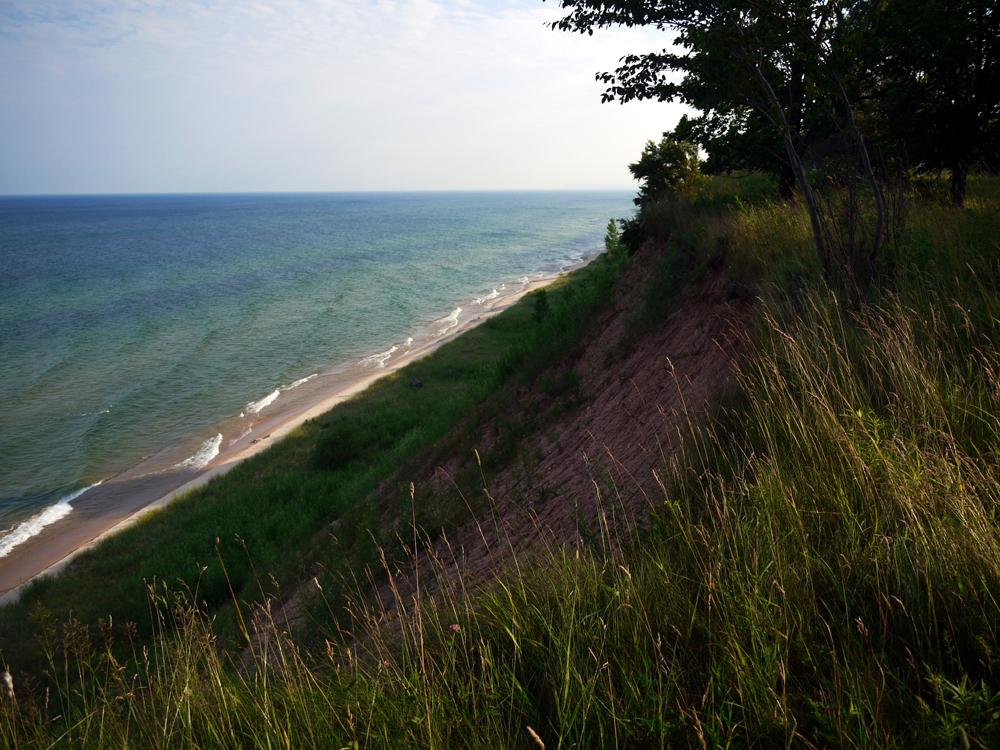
[630,133,705,205]
[532,289,550,323]
[540,370,580,398]
[312,411,416,470]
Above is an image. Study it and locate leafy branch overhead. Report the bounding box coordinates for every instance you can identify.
[548,0,998,207]
[548,0,999,283]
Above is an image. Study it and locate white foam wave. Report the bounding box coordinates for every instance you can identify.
[438,307,462,336]
[285,373,318,390]
[474,289,500,305]
[404,336,414,347]
[78,406,112,417]
[246,389,281,415]
[0,482,102,558]
[241,374,316,420]
[360,345,399,369]
[176,433,223,470]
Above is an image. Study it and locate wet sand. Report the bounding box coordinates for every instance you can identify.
[0,271,576,604]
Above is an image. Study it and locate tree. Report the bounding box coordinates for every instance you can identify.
[548,0,889,282]
[863,0,999,206]
[548,1,833,200]
[629,134,702,204]
[604,218,626,258]
[672,110,790,194]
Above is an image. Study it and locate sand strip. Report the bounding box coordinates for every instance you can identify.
[0,266,585,605]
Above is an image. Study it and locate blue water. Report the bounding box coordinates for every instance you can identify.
[0,191,633,533]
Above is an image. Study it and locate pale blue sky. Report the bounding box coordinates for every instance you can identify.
[0,0,686,194]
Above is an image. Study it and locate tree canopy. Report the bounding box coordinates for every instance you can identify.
[629,134,702,204]
[864,0,1000,203]
[548,0,999,207]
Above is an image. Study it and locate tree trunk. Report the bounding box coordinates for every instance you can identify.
[778,56,805,203]
[778,163,797,200]
[788,57,805,142]
[833,76,885,270]
[951,164,968,207]
[749,61,829,277]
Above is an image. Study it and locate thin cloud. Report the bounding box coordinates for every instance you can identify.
[0,0,689,193]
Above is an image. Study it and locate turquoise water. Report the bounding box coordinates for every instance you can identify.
[0,191,633,537]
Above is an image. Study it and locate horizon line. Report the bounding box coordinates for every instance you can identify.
[0,186,638,199]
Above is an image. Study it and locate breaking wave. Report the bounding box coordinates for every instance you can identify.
[285,373,318,390]
[0,482,102,558]
[281,372,319,391]
[438,307,462,336]
[176,433,223,470]
[360,345,399,369]
[78,405,112,417]
[246,389,281,415]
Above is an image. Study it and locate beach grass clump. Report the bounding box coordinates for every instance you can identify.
[3,176,999,748]
[656,288,1000,745]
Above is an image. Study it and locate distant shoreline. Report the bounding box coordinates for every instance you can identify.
[0,259,592,605]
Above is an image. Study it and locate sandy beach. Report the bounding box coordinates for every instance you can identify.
[0,269,579,604]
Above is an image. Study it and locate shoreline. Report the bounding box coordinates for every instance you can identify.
[0,265,586,605]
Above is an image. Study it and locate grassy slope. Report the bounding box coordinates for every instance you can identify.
[3,177,999,748]
[0,253,624,668]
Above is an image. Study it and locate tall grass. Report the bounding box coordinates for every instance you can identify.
[3,177,998,748]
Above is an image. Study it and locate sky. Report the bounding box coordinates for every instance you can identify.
[0,0,687,194]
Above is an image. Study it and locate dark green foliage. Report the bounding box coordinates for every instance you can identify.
[532,289,550,323]
[921,674,1000,748]
[692,170,778,207]
[862,0,1000,206]
[549,0,846,197]
[550,0,1000,209]
[312,411,417,471]
[617,214,644,253]
[603,217,626,260]
[629,134,703,205]
[539,370,581,398]
[634,243,691,329]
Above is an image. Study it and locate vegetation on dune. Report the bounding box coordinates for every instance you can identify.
[551,0,999,295]
[3,0,1000,743]
[3,175,998,748]
[628,135,705,206]
[0,253,626,671]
